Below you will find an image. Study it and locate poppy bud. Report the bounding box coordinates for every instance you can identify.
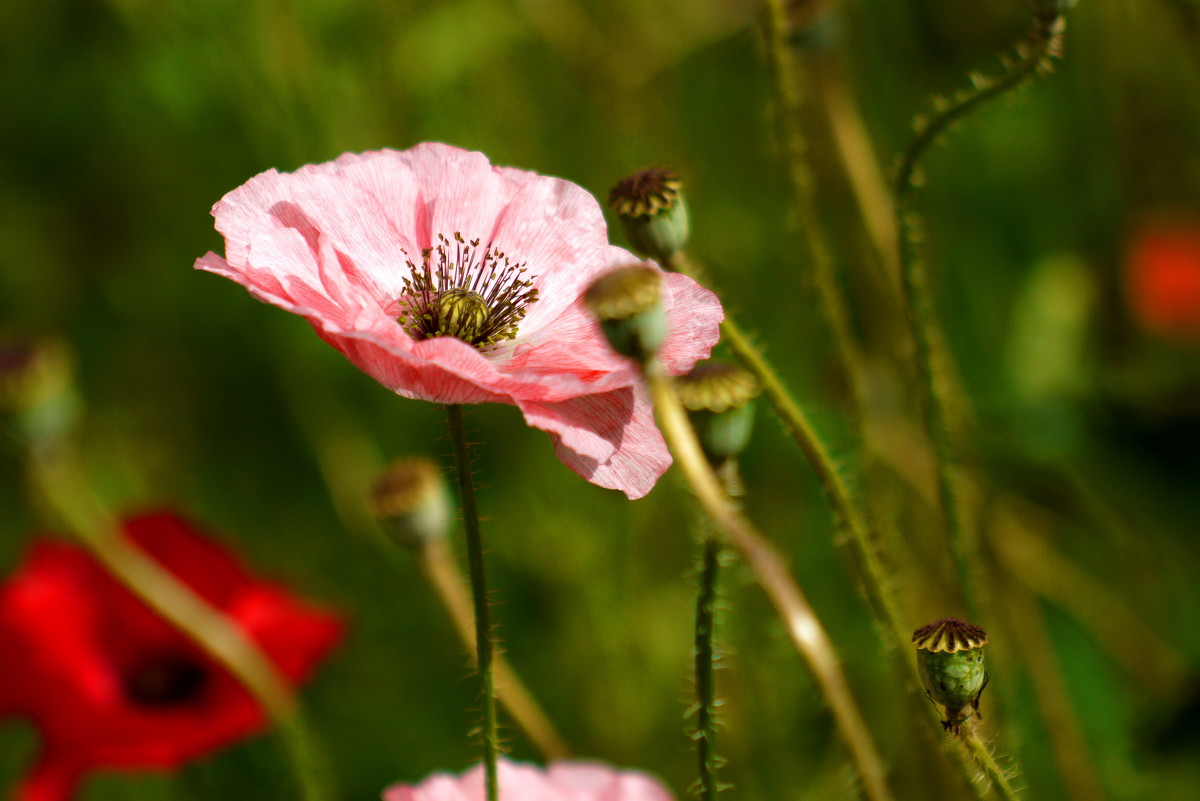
[370,458,451,550]
[609,168,691,264]
[584,265,667,363]
[0,336,78,446]
[673,361,760,466]
[912,618,989,735]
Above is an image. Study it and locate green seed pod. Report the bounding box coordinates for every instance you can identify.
[913,618,989,735]
[674,362,760,465]
[609,168,691,264]
[583,265,667,363]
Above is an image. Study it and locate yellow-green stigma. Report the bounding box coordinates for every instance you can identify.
[397,233,539,350]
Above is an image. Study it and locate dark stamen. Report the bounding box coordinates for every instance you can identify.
[396,233,539,350]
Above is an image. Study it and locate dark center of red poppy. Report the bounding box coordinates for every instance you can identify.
[122,653,210,707]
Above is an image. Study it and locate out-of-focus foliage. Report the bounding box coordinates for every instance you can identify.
[2,0,1199,799]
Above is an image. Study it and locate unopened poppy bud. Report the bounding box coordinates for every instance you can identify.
[674,361,760,465]
[584,265,667,362]
[609,168,690,263]
[370,458,450,550]
[0,337,78,445]
[913,618,989,735]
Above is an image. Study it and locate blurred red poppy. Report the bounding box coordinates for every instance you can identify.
[1126,217,1200,342]
[0,512,343,801]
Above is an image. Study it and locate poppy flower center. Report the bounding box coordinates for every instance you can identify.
[122,653,210,708]
[396,232,539,350]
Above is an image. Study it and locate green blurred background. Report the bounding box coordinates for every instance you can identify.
[3,0,1200,799]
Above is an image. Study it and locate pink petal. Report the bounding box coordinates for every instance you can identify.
[388,143,523,247]
[547,763,676,801]
[519,386,671,500]
[658,272,724,375]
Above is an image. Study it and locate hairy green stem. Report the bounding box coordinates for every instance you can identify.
[446,405,499,801]
[694,533,721,801]
[760,0,871,424]
[644,361,895,801]
[418,539,571,760]
[668,252,909,655]
[893,13,1067,619]
[29,445,336,801]
[960,729,1022,801]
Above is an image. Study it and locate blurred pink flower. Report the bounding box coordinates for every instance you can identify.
[197,143,722,498]
[382,758,675,801]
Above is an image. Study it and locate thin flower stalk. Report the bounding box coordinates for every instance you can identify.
[281,385,571,759]
[446,404,500,801]
[958,729,1022,801]
[892,11,1069,619]
[693,532,721,801]
[667,253,910,657]
[417,537,571,760]
[759,0,872,423]
[26,446,335,801]
[643,361,895,801]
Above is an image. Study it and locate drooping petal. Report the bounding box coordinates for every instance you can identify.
[657,271,724,375]
[519,386,671,500]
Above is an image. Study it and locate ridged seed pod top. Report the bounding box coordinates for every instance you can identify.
[912,618,988,653]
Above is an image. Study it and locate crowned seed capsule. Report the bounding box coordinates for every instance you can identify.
[913,618,989,735]
[674,362,760,465]
[609,168,690,264]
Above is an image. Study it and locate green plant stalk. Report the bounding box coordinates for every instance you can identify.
[28,445,336,801]
[694,532,722,801]
[644,361,896,801]
[446,404,500,801]
[667,253,909,651]
[418,538,571,760]
[959,729,1022,801]
[892,13,1067,620]
[278,376,571,760]
[760,0,871,424]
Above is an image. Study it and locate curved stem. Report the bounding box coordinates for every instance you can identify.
[669,252,910,654]
[893,14,1067,618]
[644,362,895,801]
[894,15,1067,207]
[28,446,336,801]
[446,405,499,801]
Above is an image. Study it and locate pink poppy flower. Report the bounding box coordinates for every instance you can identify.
[196,143,722,499]
[382,757,675,801]
[0,512,343,801]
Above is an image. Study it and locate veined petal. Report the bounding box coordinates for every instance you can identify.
[519,386,670,500]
